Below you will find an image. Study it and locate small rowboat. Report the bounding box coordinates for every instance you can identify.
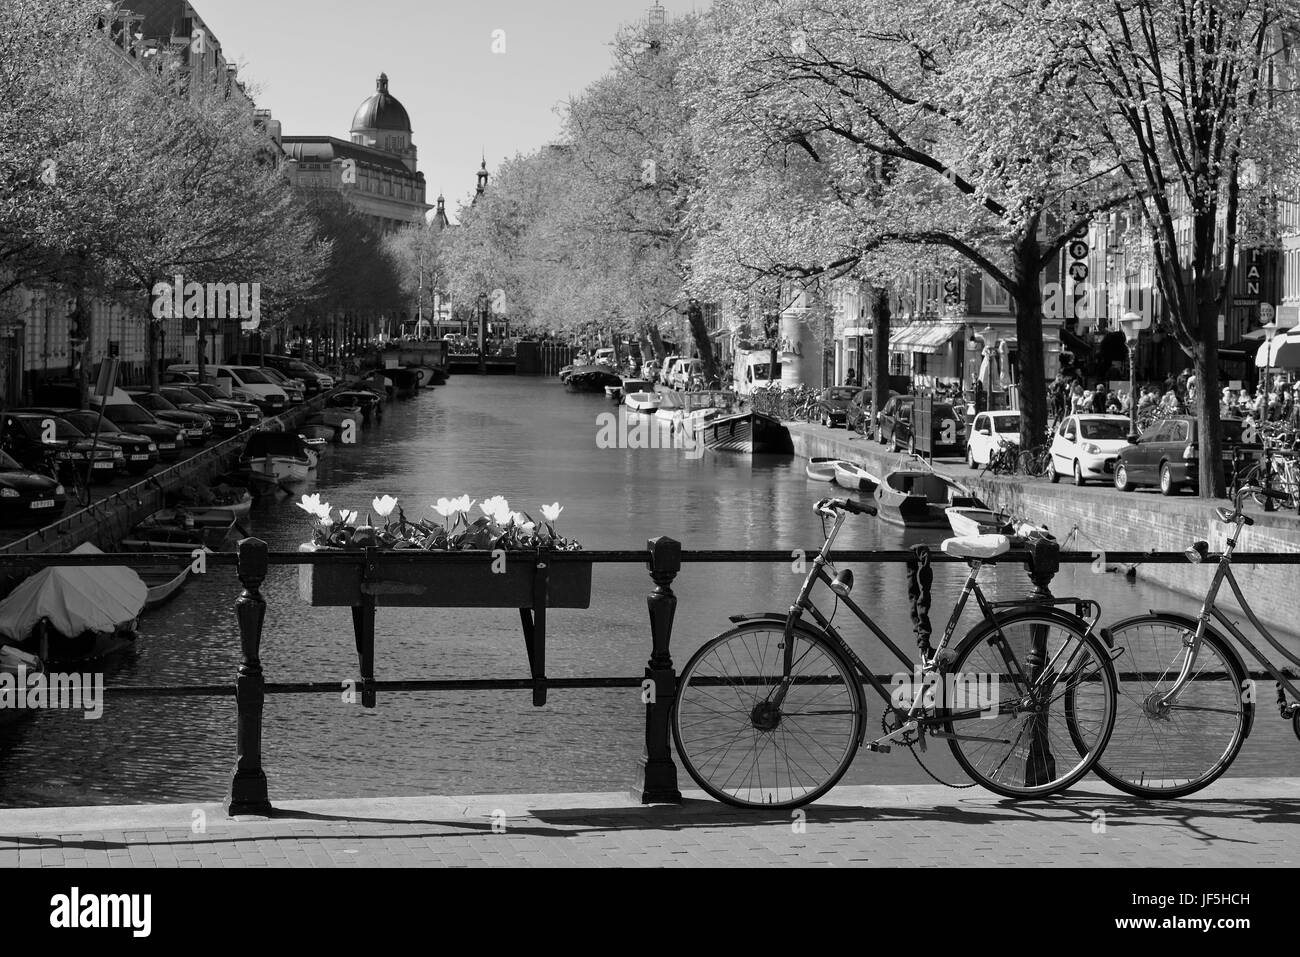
[299,423,336,443]
[946,506,1012,538]
[832,461,880,493]
[875,469,982,529]
[805,457,842,481]
[141,565,192,610]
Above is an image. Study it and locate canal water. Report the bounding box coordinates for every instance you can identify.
[1,376,1296,807]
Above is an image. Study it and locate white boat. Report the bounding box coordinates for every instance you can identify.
[0,645,43,725]
[242,432,313,485]
[625,391,663,413]
[141,565,191,610]
[945,506,1011,537]
[806,457,843,481]
[832,461,880,493]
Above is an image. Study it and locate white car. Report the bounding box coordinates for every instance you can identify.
[1049,414,1132,486]
[967,411,1022,468]
[670,358,704,391]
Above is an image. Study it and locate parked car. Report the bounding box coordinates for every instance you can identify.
[814,387,864,429]
[120,392,214,445]
[0,448,67,526]
[256,366,306,403]
[165,364,289,415]
[157,387,243,435]
[24,408,158,475]
[183,384,263,426]
[88,396,185,460]
[877,396,966,455]
[1049,414,1132,485]
[669,358,705,391]
[659,357,685,388]
[224,353,334,394]
[967,411,1023,468]
[1114,415,1260,496]
[0,412,122,481]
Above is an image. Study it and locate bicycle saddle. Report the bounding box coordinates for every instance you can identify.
[940,534,1012,559]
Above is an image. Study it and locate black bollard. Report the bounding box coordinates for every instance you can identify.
[227,537,272,816]
[636,536,683,804]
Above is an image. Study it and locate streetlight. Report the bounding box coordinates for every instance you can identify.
[979,325,997,413]
[1119,310,1143,440]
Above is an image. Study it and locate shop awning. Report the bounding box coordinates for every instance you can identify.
[889,321,965,355]
[1270,329,1300,369]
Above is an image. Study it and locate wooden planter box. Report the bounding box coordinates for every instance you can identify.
[298,550,592,608]
[297,546,591,707]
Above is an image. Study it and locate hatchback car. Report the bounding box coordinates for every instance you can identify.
[0,448,67,526]
[814,387,864,429]
[1114,415,1260,495]
[878,396,966,455]
[0,413,122,481]
[1049,414,1132,485]
[967,411,1023,468]
[122,392,213,445]
[184,384,263,426]
[157,387,243,435]
[90,400,184,460]
[24,408,158,475]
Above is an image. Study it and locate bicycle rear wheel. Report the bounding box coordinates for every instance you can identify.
[672,621,864,809]
[1078,616,1249,798]
[944,612,1116,798]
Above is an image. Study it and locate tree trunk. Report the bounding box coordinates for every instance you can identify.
[871,286,891,434]
[72,287,89,410]
[147,318,160,393]
[686,302,718,384]
[1011,232,1050,450]
[646,323,667,363]
[1193,297,1225,497]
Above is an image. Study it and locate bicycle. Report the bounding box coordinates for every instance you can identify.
[1088,484,1300,798]
[981,440,1020,476]
[42,450,91,509]
[1237,425,1298,510]
[671,497,1119,808]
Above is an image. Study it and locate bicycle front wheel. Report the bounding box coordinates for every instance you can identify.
[1083,616,1250,798]
[672,621,864,809]
[945,612,1116,799]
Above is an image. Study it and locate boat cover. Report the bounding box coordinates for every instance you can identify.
[0,543,146,640]
[242,431,310,460]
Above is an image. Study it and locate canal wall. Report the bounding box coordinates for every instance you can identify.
[786,422,1300,634]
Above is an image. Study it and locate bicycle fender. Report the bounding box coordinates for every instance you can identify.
[1104,612,1256,740]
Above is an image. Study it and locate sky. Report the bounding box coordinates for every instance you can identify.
[198,0,706,220]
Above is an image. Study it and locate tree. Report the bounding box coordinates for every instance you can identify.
[689,0,1139,446]
[1034,0,1300,496]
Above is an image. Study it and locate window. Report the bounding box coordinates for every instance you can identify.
[1168,421,1189,443]
[981,273,1010,312]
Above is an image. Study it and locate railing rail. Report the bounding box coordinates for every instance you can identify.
[5,540,1299,815]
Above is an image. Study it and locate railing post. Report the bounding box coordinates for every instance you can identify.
[1022,535,1061,788]
[227,536,272,816]
[636,535,682,804]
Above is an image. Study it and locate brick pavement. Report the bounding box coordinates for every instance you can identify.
[0,777,1296,867]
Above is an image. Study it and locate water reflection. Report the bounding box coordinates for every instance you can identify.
[1,377,1295,806]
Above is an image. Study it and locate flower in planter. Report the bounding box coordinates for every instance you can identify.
[431,497,459,519]
[296,493,332,521]
[373,495,398,519]
[541,503,564,522]
[480,495,511,524]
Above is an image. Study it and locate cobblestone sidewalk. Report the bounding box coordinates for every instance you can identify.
[0,777,1295,867]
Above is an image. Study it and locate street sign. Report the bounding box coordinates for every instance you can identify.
[94,357,120,397]
[1068,240,1089,260]
[1068,261,1090,281]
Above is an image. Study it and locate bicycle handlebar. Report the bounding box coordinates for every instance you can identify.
[815,497,878,517]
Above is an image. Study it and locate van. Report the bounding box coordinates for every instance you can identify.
[166,364,289,415]
[734,350,782,395]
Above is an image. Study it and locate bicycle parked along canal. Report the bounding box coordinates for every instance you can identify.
[671,497,1119,808]
[1089,484,1300,798]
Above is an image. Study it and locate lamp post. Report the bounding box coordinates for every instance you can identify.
[1119,310,1142,440]
[1262,319,1278,512]
[979,324,997,413]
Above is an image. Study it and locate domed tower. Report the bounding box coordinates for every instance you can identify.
[351,73,417,173]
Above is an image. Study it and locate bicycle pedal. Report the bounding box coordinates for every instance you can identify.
[867,742,892,754]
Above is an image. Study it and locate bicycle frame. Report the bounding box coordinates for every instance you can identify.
[1163,520,1300,709]
[774,510,1102,749]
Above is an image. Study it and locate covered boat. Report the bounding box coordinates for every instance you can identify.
[874,469,982,528]
[564,365,624,393]
[699,410,793,454]
[0,543,144,663]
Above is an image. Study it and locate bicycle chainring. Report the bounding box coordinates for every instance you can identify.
[883,709,977,789]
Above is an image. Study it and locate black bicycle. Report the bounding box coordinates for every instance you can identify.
[671,498,1119,808]
[42,450,91,508]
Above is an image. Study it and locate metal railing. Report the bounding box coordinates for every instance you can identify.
[2,542,1298,814]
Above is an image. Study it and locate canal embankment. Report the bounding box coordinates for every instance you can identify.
[0,392,336,570]
[786,422,1300,634]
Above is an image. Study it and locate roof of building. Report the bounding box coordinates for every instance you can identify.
[281,137,423,178]
[123,0,203,43]
[351,73,412,133]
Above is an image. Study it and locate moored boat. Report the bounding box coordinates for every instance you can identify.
[240,432,313,485]
[805,457,843,481]
[625,391,664,414]
[832,461,880,493]
[564,365,624,393]
[0,543,144,664]
[699,410,793,454]
[0,644,43,725]
[945,506,1012,537]
[874,468,982,528]
[141,564,192,610]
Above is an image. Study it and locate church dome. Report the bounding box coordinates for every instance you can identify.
[351,73,412,133]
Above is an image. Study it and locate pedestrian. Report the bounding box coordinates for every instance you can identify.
[845,368,858,387]
[1090,382,1109,414]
